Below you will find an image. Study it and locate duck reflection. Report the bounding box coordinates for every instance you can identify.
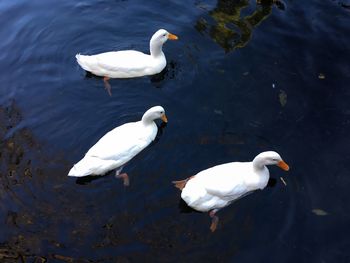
[195,0,285,52]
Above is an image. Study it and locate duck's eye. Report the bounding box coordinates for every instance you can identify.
[272,158,277,161]
[163,34,167,37]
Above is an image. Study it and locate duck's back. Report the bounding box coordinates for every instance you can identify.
[68,121,157,177]
[76,50,165,78]
[86,121,157,164]
[181,162,252,212]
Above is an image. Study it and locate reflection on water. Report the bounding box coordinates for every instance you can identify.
[0,102,90,262]
[0,102,42,261]
[150,60,179,87]
[195,0,285,52]
[0,0,350,261]
[0,102,36,202]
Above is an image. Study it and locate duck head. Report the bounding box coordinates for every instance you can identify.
[142,106,168,124]
[253,151,289,171]
[150,29,178,57]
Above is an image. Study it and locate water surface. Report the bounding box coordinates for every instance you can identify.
[0,0,349,262]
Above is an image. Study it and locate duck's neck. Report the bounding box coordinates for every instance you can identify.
[141,112,155,126]
[252,155,267,171]
[250,156,270,189]
[150,40,164,58]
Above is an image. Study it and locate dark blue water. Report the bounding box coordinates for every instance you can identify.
[0,0,349,261]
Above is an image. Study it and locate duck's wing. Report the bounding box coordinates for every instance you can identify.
[85,122,153,163]
[203,178,248,203]
[199,163,250,198]
[94,51,151,72]
[68,156,119,177]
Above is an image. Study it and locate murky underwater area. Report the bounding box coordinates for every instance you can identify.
[0,0,349,262]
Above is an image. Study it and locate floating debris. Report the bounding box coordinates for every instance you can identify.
[318,73,325,79]
[279,90,287,107]
[214,109,223,115]
[272,83,276,88]
[243,71,249,76]
[280,177,287,186]
[312,209,329,216]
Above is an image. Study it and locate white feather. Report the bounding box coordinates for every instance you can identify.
[68,106,166,177]
[180,151,289,212]
[75,29,177,78]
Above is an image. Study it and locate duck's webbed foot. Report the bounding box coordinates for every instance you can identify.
[115,172,129,186]
[103,76,112,96]
[115,173,130,186]
[209,209,219,232]
[115,166,129,186]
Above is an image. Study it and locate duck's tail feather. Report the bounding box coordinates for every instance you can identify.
[68,156,118,177]
[172,176,195,190]
[68,156,92,177]
[76,53,94,72]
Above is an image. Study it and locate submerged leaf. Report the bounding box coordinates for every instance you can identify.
[214,109,223,115]
[279,90,287,107]
[312,209,328,216]
[318,73,325,79]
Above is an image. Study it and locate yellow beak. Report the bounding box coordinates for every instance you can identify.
[168,33,178,40]
[277,160,290,171]
[161,114,168,123]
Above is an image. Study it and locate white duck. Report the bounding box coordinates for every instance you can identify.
[76,29,178,95]
[173,151,289,232]
[68,106,168,186]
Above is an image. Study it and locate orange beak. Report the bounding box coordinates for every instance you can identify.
[161,114,168,123]
[277,160,289,171]
[168,33,178,40]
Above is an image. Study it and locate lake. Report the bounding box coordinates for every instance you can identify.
[0,0,349,262]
